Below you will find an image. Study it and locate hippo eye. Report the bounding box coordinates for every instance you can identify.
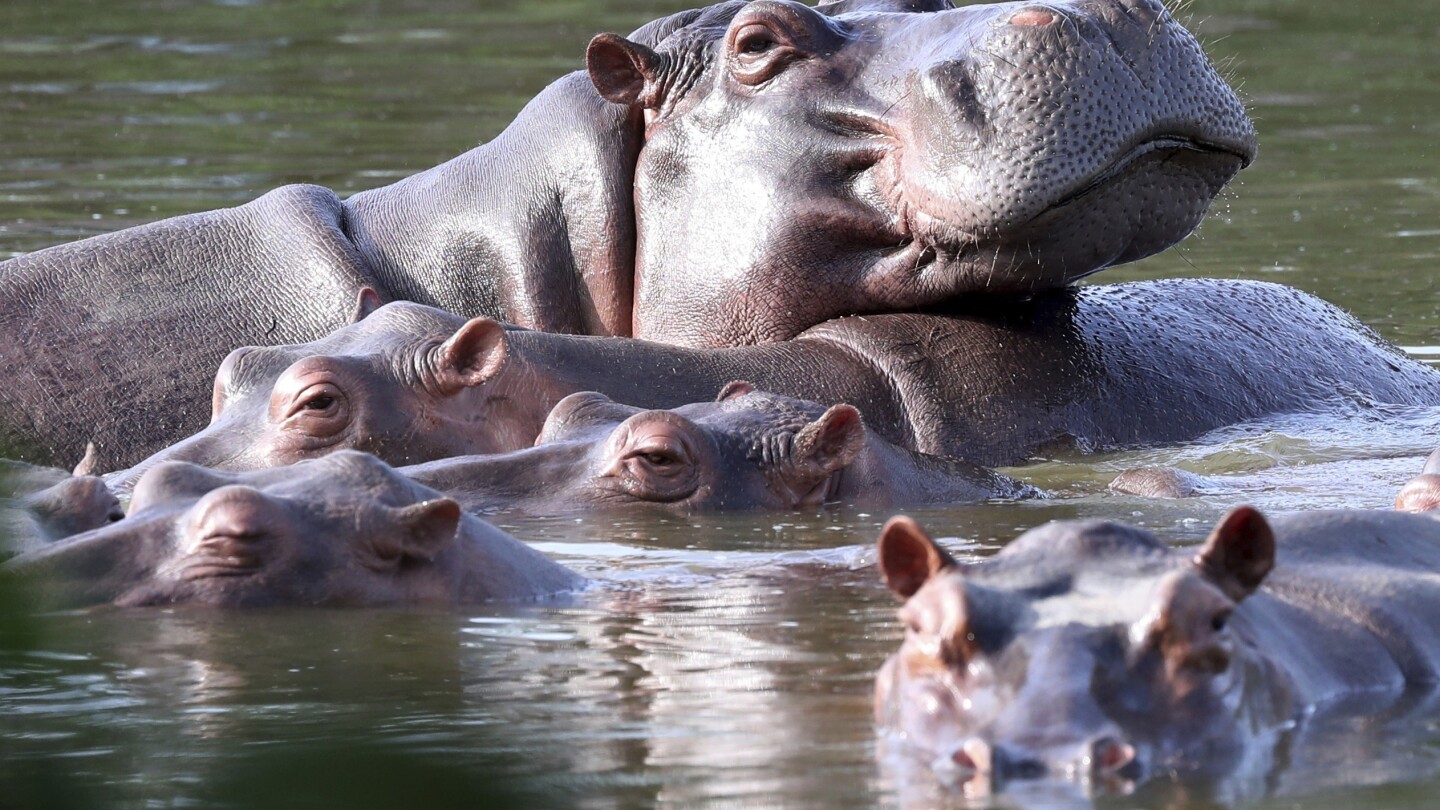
[640,451,675,466]
[738,30,776,55]
[302,395,335,411]
[1211,611,1230,632]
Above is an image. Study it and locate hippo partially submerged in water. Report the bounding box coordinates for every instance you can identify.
[404,384,1034,514]
[112,287,1440,489]
[0,0,1259,469]
[4,451,583,608]
[874,506,1440,793]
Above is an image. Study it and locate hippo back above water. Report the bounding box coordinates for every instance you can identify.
[0,0,1254,469]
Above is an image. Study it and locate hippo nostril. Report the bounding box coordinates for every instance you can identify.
[1008,7,1058,26]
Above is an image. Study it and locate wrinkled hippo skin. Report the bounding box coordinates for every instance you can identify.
[403,384,1036,515]
[115,278,1440,485]
[4,451,582,608]
[1,461,123,554]
[0,0,1255,470]
[1396,448,1440,514]
[873,505,1440,792]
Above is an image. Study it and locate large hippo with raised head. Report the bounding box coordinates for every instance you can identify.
[0,0,1256,469]
[403,384,1033,514]
[4,451,583,608]
[873,506,1440,793]
[110,282,1440,490]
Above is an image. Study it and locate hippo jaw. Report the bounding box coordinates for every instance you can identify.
[591,0,1256,346]
[874,509,1293,793]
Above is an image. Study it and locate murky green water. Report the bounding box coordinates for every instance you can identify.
[2,0,1439,806]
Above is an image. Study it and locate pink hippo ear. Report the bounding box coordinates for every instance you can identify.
[877,515,958,599]
[1193,505,1275,602]
[792,404,865,477]
[435,317,508,394]
[716,381,757,401]
[587,33,667,107]
[349,287,383,323]
[374,498,462,563]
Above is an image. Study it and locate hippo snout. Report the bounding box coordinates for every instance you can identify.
[940,733,1141,788]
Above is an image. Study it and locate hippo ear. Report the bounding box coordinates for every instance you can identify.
[878,515,957,599]
[716,381,756,401]
[435,318,508,394]
[374,499,462,563]
[349,287,383,323]
[792,404,865,476]
[1193,505,1275,602]
[587,33,665,108]
[72,441,100,477]
[1423,448,1440,476]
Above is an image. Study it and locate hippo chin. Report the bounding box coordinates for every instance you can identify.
[402,384,1036,515]
[874,506,1440,793]
[5,451,582,609]
[0,0,1253,470]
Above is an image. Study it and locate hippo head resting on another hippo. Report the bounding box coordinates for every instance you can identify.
[404,383,1036,514]
[595,0,1257,344]
[7,451,582,608]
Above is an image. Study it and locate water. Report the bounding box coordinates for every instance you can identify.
[2,0,1439,806]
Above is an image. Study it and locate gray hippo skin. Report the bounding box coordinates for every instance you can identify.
[873,506,1440,792]
[402,384,1035,515]
[0,0,1255,470]
[112,278,1440,488]
[1396,447,1440,514]
[3,451,582,608]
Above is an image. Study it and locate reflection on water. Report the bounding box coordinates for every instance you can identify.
[3,0,1440,806]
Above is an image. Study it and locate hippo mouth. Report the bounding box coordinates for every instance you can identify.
[1046,135,1255,215]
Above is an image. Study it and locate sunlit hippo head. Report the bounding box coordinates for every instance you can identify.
[1395,448,1440,515]
[589,0,1257,345]
[404,382,1032,514]
[108,297,555,493]
[8,451,581,608]
[874,506,1284,792]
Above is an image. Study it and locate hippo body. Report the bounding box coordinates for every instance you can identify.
[0,0,1258,469]
[113,278,1440,489]
[4,451,582,608]
[402,386,1035,515]
[874,507,1440,792]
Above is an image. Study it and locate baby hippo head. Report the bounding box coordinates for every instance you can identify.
[110,296,543,492]
[874,507,1285,793]
[13,451,466,609]
[1396,448,1440,515]
[530,381,866,511]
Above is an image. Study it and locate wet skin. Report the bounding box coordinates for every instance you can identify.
[873,506,1440,794]
[113,279,1440,490]
[402,385,1036,515]
[0,0,1254,470]
[1396,448,1440,514]
[4,451,583,609]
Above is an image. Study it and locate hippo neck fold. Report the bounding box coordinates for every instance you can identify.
[343,72,644,337]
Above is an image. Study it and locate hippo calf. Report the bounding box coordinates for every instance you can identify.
[874,506,1440,792]
[403,384,1036,515]
[2,460,123,554]
[5,451,582,608]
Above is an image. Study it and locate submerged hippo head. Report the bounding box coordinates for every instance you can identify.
[109,297,560,492]
[9,451,581,608]
[591,0,1257,345]
[874,506,1285,792]
[406,382,1031,514]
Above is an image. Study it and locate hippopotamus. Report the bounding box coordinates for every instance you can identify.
[3,451,582,608]
[1108,466,1224,499]
[113,281,1440,486]
[873,506,1440,791]
[0,0,1256,470]
[1395,448,1440,514]
[402,384,1034,514]
[1,460,124,554]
